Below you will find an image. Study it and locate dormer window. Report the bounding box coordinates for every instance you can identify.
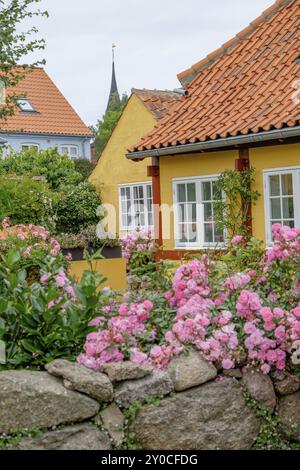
[17,98,36,113]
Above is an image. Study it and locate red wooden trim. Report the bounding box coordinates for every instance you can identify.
[150,164,163,246]
[236,148,253,236]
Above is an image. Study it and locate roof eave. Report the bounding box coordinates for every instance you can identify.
[127,126,300,160]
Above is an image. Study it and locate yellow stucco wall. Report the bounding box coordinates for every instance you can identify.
[250,143,300,242]
[68,258,127,290]
[160,150,238,249]
[89,94,155,236]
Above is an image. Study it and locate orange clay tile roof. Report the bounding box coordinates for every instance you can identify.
[130,0,300,153]
[132,88,182,120]
[0,68,92,137]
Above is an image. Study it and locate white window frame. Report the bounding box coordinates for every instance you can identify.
[119,182,153,231]
[264,166,300,245]
[17,98,36,113]
[21,143,40,151]
[173,175,226,250]
[61,145,79,160]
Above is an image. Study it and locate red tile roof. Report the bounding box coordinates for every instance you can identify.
[133,88,182,119]
[0,68,92,137]
[130,0,300,153]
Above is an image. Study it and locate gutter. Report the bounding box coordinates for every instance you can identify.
[126,126,300,160]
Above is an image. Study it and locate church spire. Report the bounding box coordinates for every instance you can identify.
[106,44,121,113]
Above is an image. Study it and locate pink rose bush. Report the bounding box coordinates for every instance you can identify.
[79,224,300,374]
[120,229,156,263]
[120,229,170,292]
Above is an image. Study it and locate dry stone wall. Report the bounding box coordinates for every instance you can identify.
[0,352,299,450]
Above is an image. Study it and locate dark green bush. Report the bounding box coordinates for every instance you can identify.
[55,182,102,234]
[0,176,57,231]
[74,158,95,180]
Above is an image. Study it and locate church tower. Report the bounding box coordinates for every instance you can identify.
[106,44,121,113]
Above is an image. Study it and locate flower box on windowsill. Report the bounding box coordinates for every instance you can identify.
[62,245,122,261]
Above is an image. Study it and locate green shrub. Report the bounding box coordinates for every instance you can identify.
[55,182,102,234]
[0,176,57,231]
[0,147,83,190]
[0,224,110,369]
[74,158,95,180]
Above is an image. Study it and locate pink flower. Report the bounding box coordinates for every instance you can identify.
[231,235,243,245]
[1,217,10,229]
[23,247,31,258]
[261,363,271,374]
[55,271,68,288]
[40,273,51,285]
[274,325,287,342]
[118,303,128,316]
[222,358,235,370]
[143,300,154,311]
[293,305,300,319]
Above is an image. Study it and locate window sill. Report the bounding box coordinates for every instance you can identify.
[174,245,227,251]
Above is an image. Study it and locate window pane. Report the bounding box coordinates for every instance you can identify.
[281,174,293,196]
[270,175,280,196]
[188,224,197,243]
[282,198,294,219]
[215,225,224,243]
[204,202,213,221]
[212,182,222,200]
[204,224,214,243]
[187,183,196,202]
[122,214,127,227]
[271,198,281,219]
[283,220,295,228]
[134,186,143,200]
[187,204,196,222]
[147,185,152,198]
[178,184,186,202]
[148,212,153,226]
[179,204,185,222]
[202,182,212,201]
[70,147,78,156]
[179,224,188,243]
[121,201,127,213]
[140,214,145,226]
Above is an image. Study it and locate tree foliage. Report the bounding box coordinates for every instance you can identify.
[74,157,95,180]
[0,0,48,122]
[0,147,83,190]
[93,92,128,160]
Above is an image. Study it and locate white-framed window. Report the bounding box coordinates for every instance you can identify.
[61,145,79,160]
[119,183,153,230]
[173,176,225,249]
[17,98,36,113]
[21,144,40,152]
[264,167,300,244]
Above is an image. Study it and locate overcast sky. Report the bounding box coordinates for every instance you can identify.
[28,0,274,126]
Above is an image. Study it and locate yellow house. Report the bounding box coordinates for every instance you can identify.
[89,89,181,238]
[127,0,300,258]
